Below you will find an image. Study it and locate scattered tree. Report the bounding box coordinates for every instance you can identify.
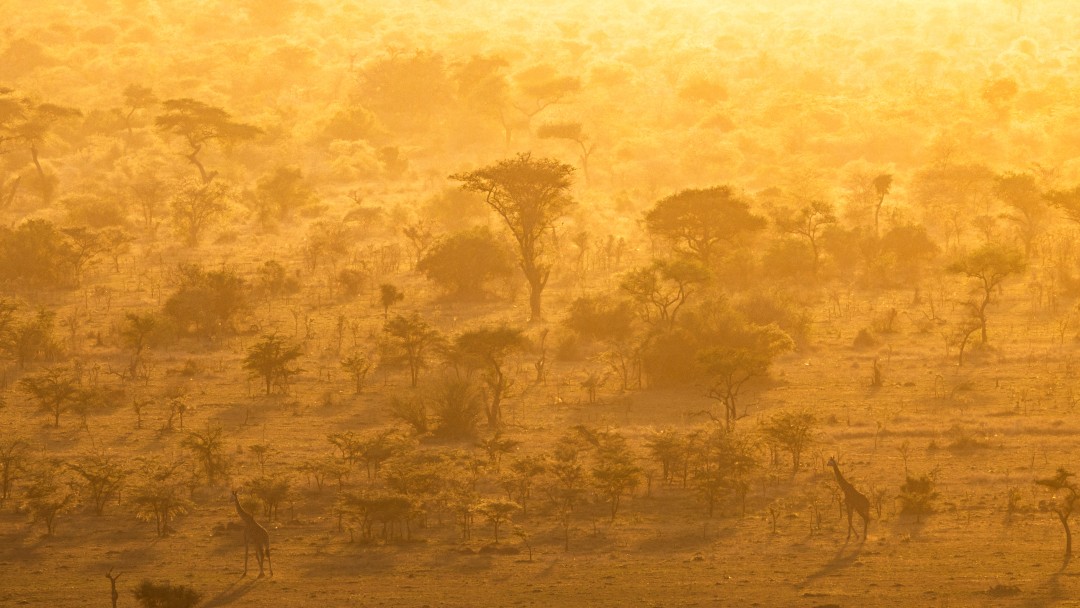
[155,98,261,183]
[759,410,817,476]
[946,243,1026,344]
[383,313,443,388]
[644,186,765,266]
[379,283,404,320]
[243,334,303,395]
[1037,467,1079,567]
[454,326,527,427]
[452,153,575,321]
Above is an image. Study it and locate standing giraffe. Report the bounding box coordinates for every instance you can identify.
[105,568,121,608]
[232,490,273,577]
[827,457,870,541]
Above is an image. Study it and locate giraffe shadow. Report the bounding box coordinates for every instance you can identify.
[795,544,862,591]
[201,578,260,607]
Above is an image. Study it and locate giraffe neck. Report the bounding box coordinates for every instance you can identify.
[234,495,257,525]
[831,463,855,493]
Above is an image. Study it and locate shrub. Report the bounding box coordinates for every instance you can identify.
[852,328,878,349]
[417,227,515,299]
[899,472,939,522]
[133,580,202,608]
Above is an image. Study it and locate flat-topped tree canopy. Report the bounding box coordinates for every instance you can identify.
[644,186,765,266]
[155,98,261,183]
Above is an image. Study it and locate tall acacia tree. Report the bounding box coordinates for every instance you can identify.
[7,98,82,203]
[452,153,575,321]
[155,98,261,183]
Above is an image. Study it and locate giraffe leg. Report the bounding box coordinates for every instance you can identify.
[265,544,273,576]
[243,535,249,577]
[845,505,854,540]
[256,546,265,578]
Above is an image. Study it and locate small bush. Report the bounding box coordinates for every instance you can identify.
[852,328,878,349]
[429,377,483,440]
[133,580,201,608]
[899,472,939,522]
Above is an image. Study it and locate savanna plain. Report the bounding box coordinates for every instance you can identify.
[3,0,1080,606]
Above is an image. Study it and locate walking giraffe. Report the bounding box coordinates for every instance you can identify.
[827,456,870,541]
[232,490,273,577]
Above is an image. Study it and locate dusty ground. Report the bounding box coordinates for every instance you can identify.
[3,281,1080,608]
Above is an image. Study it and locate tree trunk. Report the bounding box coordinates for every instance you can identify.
[1060,511,1072,564]
[187,151,209,184]
[525,268,545,322]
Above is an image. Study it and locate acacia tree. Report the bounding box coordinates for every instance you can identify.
[129,458,191,537]
[537,122,596,185]
[8,99,82,202]
[700,324,794,430]
[620,258,709,329]
[249,165,315,227]
[1046,185,1080,227]
[23,459,74,535]
[383,313,443,388]
[994,172,1048,257]
[67,453,127,515]
[947,243,1026,345]
[155,98,261,183]
[773,200,837,275]
[21,367,79,428]
[119,84,157,144]
[451,153,575,321]
[759,411,817,476]
[170,179,229,246]
[872,173,892,237]
[455,327,527,428]
[181,426,229,485]
[644,186,765,266]
[121,312,157,376]
[341,352,375,394]
[243,334,303,395]
[1037,468,1079,567]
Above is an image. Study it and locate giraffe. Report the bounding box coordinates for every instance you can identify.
[827,456,870,541]
[105,568,121,608]
[232,490,272,577]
